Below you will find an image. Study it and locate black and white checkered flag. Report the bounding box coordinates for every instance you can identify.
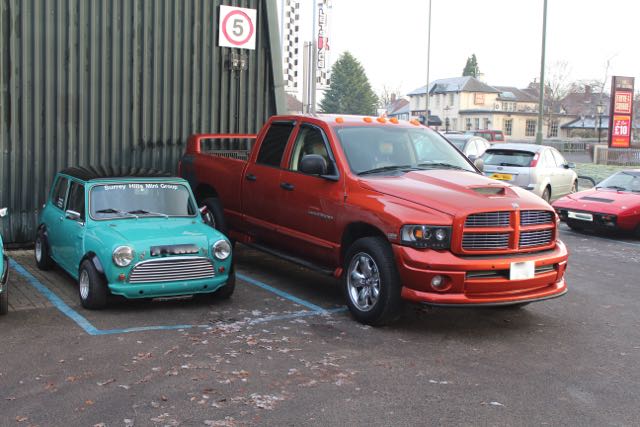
[283,0,300,92]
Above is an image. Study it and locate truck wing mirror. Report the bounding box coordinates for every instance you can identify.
[300,154,328,176]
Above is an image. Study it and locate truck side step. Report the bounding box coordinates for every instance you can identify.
[246,243,335,276]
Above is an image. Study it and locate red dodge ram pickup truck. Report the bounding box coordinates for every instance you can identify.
[180,115,568,325]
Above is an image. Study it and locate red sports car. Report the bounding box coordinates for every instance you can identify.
[552,169,640,237]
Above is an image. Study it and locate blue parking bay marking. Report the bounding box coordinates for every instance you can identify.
[10,258,346,336]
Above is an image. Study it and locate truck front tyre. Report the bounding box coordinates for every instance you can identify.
[202,197,228,235]
[343,237,403,326]
[78,260,108,310]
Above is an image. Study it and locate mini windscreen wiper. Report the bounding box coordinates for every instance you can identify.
[128,209,169,218]
[95,208,138,218]
[416,162,466,170]
[358,165,415,176]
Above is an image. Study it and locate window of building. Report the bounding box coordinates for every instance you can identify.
[435,94,440,108]
[474,118,480,129]
[525,119,537,137]
[256,122,295,167]
[466,118,472,131]
[503,119,513,136]
[549,120,559,137]
[483,118,490,129]
[452,118,457,131]
[448,93,454,106]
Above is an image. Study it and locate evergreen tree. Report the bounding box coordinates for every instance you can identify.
[462,54,480,77]
[319,52,378,115]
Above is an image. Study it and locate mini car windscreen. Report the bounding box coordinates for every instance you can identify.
[335,126,475,175]
[90,183,197,219]
[596,171,640,192]
[481,150,535,167]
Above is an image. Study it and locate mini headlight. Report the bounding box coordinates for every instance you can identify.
[212,240,231,260]
[112,246,134,267]
[401,225,451,249]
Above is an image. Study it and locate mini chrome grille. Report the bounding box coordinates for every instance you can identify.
[129,257,215,284]
[465,211,510,228]
[520,210,553,225]
[519,230,553,248]
[462,233,510,250]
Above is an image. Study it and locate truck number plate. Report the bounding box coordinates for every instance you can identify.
[567,211,593,222]
[510,260,535,280]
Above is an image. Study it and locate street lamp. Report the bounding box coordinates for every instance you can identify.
[444,105,450,132]
[596,103,604,144]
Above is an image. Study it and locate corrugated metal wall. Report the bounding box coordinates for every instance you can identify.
[0,0,285,243]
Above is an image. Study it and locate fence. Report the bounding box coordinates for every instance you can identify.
[594,146,640,166]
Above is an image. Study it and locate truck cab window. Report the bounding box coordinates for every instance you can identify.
[289,126,334,174]
[256,122,295,167]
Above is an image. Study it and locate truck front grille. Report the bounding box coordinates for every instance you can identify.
[129,257,215,284]
[460,210,555,253]
[462,233,510,250]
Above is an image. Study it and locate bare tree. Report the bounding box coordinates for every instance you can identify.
[543,61,571,137]
[378,85,403,109]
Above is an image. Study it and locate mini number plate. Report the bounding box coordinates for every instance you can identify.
[510,260,535,280]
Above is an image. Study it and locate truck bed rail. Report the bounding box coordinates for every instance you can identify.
[186,133,256,155]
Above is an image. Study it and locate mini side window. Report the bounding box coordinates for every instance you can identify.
[256,122,295,167]
[51,177,69,210]
[66,181,85,220]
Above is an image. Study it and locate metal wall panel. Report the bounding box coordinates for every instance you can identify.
[0,0,285,242]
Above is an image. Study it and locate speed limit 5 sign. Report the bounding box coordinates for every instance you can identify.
[218,5,257,50]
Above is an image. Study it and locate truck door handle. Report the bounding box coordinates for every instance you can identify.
[245,174,257,181]
[280,182,295,191]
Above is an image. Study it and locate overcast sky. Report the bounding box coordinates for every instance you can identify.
[282,0,640,97]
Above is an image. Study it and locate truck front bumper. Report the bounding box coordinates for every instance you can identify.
[393,240,568,306]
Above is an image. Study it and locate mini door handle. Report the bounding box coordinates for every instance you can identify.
[280,182,295,191]
[245,174,257,181]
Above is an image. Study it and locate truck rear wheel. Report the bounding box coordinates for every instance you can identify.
[202,197,228,235]
[343,237,403,326]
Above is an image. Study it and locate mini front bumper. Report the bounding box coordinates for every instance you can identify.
[107,275,230,299]
[393,240,569,306]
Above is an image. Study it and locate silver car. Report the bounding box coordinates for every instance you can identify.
[480,143,577,202]
[445,134,491,160]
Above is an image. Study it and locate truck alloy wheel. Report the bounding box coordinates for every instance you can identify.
[342,237,402,326]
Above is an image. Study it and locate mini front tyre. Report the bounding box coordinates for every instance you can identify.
[34,230,54,270]
[212,268,236,300]
[343,237,403,326]
[78,260,108,310]
[0,286,8,315]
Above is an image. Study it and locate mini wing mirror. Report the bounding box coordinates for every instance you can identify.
[0,207,7,217]
[300,154,328,176]
[473,158,485,172]
[199,205,208,215]
[468,154,478,162]
[65,209,81,221]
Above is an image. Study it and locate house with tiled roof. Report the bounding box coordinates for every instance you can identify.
[407,77,574,139]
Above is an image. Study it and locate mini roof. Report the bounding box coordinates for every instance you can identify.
[60,166,173,181]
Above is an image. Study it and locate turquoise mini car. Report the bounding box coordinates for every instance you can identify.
[1,207,8,315]
[35,167,234,309]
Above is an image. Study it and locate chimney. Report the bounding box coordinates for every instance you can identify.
[391,93,396,102]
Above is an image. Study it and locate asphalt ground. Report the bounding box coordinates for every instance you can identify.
[1,226,639,426]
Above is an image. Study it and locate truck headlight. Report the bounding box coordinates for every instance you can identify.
[401,225,452,249]
[112,246,134,267]
[212,240,231,260]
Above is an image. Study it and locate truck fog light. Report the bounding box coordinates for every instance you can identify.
[431,275,446,289]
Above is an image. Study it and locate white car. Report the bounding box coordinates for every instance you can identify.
[481,143,578,202]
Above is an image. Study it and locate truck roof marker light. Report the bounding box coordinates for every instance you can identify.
[335,117,344,123]
[377,117,387,123]
[409,119,420,126]
[363,117,373,123]
[389,118,399,124]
